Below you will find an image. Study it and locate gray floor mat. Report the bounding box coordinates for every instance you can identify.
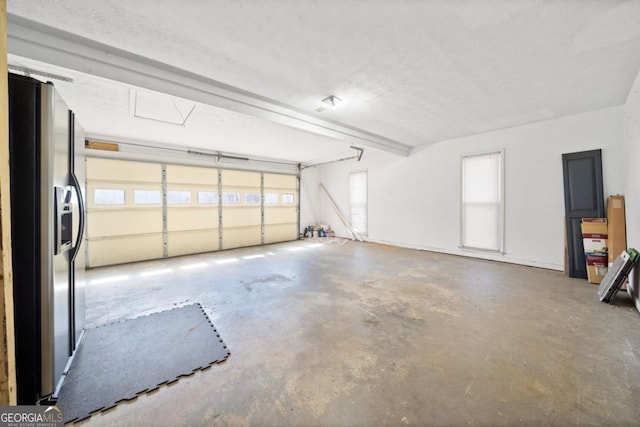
[56,303,230,423]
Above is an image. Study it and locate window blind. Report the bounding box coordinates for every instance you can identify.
[461,151,503,251]
[349,171,368,235]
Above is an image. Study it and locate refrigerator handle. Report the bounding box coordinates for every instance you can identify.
[70,171,85,263]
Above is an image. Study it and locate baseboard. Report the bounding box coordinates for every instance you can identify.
[361,238,564,271]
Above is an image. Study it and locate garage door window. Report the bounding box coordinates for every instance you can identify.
[245,192,260,204]
[197,191,217,204]
[282,193,295,204]
[94,189,125,205]
[168,191,191,204]
[222,192,241,204]
[134,190,162,205]
[264,193,278,204]
[461,150,504,252]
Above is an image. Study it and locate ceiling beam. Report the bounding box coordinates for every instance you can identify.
[7,14,412,157]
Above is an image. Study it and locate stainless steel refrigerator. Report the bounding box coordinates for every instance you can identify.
[8,73,86,404]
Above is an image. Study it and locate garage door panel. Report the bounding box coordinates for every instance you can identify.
[88,234,163,267]
[222,207,261,227]
[264,207,297,225]
[87,158,161,183]
[221,169,260,186]
[223,227,262,249]
[167,207,217,231]
[167,230,218,256]
[263,173,296,188]
[166,164,217,185]
[88,210,162,237]
[220,168,261,248]
[265,224,298,244]
[165,163,219,258]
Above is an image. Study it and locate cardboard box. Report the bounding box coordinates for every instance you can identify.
[581,218,608,236]
[581,219,608,253]
[581,219,608,284]
[607,195,627,264]
[585,253,608,284]
[582,235,608,253]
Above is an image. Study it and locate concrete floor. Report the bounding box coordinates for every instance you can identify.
[76,239,640,426]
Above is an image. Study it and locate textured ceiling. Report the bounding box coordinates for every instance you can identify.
[7,55,350,164]
[7,0,640,162]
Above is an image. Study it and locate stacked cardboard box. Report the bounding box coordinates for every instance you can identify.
[581,218,608,284]
[607,195,627,289]
[607,195,627,264]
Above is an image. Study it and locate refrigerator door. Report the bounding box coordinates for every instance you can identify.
[9,74,43,404]
[40,84,73,397]
[71,113,86,346]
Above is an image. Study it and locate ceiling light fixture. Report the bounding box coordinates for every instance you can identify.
[321,95,342,109]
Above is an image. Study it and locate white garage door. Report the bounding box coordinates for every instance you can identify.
[86,158,163,267]
[264,173,298,244]
[85,157,298,267]
[166,164,219,257]
[221,169,262,250]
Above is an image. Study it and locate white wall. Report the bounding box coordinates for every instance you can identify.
[302,106,624,270]
[299,166,322,232]
[624,70,640,312]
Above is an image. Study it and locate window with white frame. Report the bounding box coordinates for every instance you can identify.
[349,171,368,236]
[461,150,503,252]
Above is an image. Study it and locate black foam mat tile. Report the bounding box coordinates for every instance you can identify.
[56,303,230,423]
